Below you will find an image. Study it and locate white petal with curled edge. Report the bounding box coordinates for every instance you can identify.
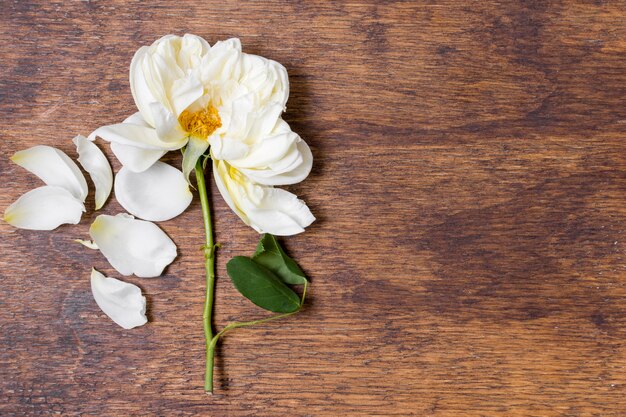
[239,139,313,186]
[231,131,296,169]
[240,54,289,109]
[243,187,315,236]
[90,268,147,329]
[110,143,166,173]
[11,145,88,201]
[73,135,113,210]
[89,214,177,278]
[150,101,188,143]
[170,74,204,117]
[115,162,193,222]
[4,186,85,230]
[201,38,242,83]
[89,122,187,151]
[130,46,156,127]
[213,160,314,236]
[107,113,167,173]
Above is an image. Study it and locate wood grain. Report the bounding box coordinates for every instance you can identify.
[1,1,626,415]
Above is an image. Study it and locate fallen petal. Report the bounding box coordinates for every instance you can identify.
[115,161,192,222]
[89,214,177,277]
[4,186,85,230]
[90,268,147,329]
[11,145,88,201]
[73,135,113,210]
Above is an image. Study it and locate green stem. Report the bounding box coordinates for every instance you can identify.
[195,159,217,393]
[208,281,308,351]
[195,156,308,393]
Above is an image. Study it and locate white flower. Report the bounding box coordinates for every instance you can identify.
[89,214,177,278]
[90,268,147,329]
[91,34,314,235]
[4,146,88,230]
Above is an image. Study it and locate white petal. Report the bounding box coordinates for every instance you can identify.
[11,145,88,201]
[210,99,284,164]
[114,162,193,222]
[129,46,156,127]
[240,53,289,108]
[150,102,188,143]
[213,161,314,236]
[89,122,187,151]
[201,38,242,83]
[89,214,177,278]
[4,186,85,230]
[238,139,313,186]
[244,187,315,236]
[90,268,147,329]
[170,74,204,116]
[232,130,296,168]
[182,136,209,183]
[73,135,113,210]
[133,35,210,123]
[247,102,284,141]
[221,94,255,140]
[123,111,151,127]
[110,143,166,173]
[208,134,249,161]
[180,34,211,61]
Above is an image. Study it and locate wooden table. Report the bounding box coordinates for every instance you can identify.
[1,1,625,415]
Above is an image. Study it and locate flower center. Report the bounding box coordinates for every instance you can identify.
[178,104,222,140]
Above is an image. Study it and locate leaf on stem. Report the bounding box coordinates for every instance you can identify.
[253,234,307,285]
[226,256,301,313]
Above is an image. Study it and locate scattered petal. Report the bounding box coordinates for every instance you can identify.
[4,186,85,230]
[89,214,177,277]
[73,135,113,209]
[115,162,193,222]
[11,145,88,201]
[90,268,147,329]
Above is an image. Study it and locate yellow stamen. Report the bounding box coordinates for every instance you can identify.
[178,104,222,140]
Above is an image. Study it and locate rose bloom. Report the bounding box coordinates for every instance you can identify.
[92,34,314,235]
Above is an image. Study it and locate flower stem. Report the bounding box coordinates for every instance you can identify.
[195,159,217,393]
[207,281,308,356]
[195,158,309,393]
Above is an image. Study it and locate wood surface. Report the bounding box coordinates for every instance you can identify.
[1,1,625,416]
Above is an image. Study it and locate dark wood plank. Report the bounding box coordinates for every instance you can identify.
[1,1,625,415]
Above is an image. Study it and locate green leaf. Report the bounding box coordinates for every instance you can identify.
[253,234,307,285]
[226,256,301,313]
